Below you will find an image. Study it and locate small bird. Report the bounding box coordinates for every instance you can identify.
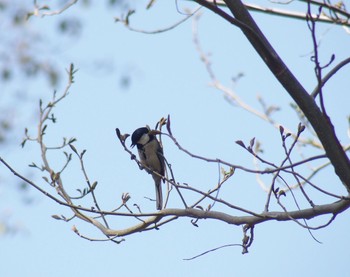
[131,127,165,210]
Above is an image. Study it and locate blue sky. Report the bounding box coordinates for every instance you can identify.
[1,1,350,276]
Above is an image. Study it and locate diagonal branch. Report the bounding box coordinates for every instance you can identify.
[196,0,350,191]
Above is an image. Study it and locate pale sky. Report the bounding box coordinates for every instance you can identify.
[1,1,350,276]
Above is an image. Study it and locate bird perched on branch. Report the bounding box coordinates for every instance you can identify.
[131,127,165,210]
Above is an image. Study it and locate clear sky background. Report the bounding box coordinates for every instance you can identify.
[1,1,350,276]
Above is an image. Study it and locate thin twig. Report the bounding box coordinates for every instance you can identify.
[311,57,350,98]
[183,243,242,260]
[32,0,78,17]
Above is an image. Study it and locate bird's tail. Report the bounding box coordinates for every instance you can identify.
[154,176,163,210]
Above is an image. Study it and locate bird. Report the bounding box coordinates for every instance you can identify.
[131,127,165,210]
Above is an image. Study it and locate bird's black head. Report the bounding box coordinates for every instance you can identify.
[131,127,150,148]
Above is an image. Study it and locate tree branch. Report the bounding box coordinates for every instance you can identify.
[200,0,350,191]
[311,57,350,98]
[206,0,350,27]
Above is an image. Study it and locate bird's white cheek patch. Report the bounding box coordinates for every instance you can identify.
[138,133,150,145]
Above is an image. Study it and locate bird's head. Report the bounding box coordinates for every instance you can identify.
[131,127,150,148]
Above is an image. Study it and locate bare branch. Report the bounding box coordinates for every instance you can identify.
[70,145,109,228]
[311,57,350,98]
[207,0,350,27]
[30,0,78,18]
[183,243,242,260]
[1,151,349,241]
[114,7,200,34]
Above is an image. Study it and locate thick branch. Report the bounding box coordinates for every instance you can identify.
[86,198,350,237]
[166,199,350,224]
[197,0,350,191]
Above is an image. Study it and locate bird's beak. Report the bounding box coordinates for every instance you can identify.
[130,143,135,148]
